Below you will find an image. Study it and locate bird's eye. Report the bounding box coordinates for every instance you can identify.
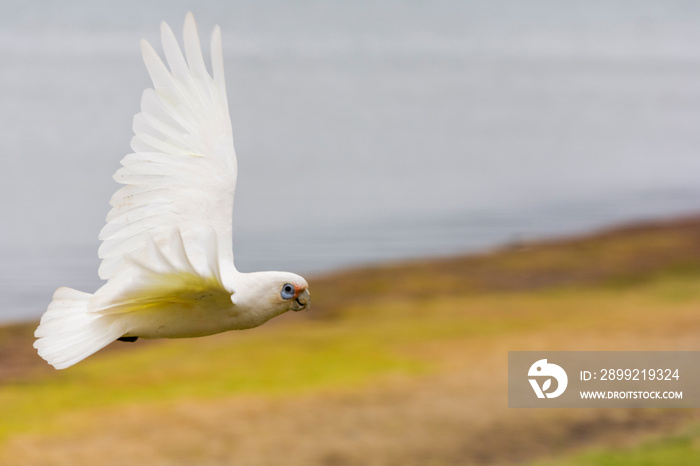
[281,283,295,300]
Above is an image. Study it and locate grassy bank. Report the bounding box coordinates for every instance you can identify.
[1,215,700,465]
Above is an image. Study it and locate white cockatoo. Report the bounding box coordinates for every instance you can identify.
[34,13,310,370]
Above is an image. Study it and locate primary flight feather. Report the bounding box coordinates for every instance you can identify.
[34,13,310,370]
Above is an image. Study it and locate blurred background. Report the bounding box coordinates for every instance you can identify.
[2,0,700,322]
[2,2,700,465]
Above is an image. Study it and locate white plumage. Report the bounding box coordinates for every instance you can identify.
[34,13,310,370]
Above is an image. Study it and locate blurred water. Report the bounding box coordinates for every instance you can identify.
[2,0,700,323]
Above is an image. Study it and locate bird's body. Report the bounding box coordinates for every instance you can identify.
[34,13,310,370]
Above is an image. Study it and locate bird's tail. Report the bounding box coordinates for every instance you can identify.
[34,287,124,370]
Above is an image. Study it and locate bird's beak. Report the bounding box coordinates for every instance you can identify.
[291,289,310,312]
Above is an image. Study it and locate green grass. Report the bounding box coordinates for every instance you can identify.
[3,271,698,443]
[532,425,700,466]
[0,291,551,440]
[0,318,429,441]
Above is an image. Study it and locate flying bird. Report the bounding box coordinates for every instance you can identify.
[34,13,310,370]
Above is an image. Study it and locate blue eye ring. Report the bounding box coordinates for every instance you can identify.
[281,283,295,300]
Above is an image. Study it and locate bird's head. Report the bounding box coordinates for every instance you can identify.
[275,274,311,313]
[232,271,310,320]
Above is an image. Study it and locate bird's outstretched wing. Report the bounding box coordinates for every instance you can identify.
[98,13,236,281]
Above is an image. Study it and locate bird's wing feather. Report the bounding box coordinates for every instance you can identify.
[92,228,232,316]
[98,13,236,281]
